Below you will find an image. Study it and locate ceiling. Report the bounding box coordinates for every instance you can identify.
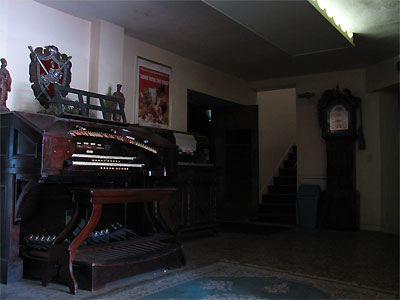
[36,0,399,82]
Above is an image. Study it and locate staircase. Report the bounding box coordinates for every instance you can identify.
[258,145,297,227]
[220,145,297,235]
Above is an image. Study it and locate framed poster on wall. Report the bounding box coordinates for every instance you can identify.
[136,57,171,128]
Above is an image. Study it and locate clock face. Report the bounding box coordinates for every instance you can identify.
[318,88,359,140]
[328,105,349,131]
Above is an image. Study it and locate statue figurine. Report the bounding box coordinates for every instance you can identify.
[112,84,125,121]
[0,58,12,112]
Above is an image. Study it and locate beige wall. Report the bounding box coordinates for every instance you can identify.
[379,86,399,234]
[366,57,399,234]
[257,88,296,200]
[122,36,256,130]
[252,68,387,231]
[366,55,400,92]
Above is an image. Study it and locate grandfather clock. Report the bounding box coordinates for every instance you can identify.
[318,87,361,230]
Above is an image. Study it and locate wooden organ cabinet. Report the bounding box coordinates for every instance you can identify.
[154,130,218,239]
[0,111,185,294]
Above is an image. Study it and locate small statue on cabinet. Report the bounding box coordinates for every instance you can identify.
[0,58,12,112]
[112,84,125,121]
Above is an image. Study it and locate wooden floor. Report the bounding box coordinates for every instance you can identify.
[1,228,398,299]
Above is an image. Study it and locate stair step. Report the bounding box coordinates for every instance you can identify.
[258,145,297,227]
[279,168,297,176]
[259,202,296,214]
[274,176,296,185]
[283,159,296,168]
[268,184,296,193]
[256,213,296,224]
[263,193,296,203]
[247,219,296,228]
[260,202,296,207]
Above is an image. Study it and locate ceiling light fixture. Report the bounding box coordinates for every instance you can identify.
[308,0,354,46]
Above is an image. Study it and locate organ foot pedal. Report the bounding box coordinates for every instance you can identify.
[25,188,184,294]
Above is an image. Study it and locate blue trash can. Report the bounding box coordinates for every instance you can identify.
[297,184,321,228]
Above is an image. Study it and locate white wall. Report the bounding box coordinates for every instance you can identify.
[0,0,9,57]
[257,88,296,198]
[122,36,256,129]
[2,0,91,113]
[89,19,125,118]
[90,20,125,96]
[2,0,255,130]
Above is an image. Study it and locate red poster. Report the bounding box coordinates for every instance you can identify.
[136,58,171,128]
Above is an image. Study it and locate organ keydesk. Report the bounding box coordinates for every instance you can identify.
[0,111,184,294]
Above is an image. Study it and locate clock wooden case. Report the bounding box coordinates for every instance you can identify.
[317,88,361,230]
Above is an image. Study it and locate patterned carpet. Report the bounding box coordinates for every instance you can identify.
[88,260,398,300]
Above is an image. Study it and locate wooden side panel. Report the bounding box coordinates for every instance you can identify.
[42,135,74,176]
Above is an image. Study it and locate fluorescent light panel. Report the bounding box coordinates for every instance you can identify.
[308,0,354,46]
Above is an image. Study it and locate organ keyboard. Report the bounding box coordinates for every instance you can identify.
[0,111,184,293]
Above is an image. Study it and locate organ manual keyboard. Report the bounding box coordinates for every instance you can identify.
[0,111,184,294]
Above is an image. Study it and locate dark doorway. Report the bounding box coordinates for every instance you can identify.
[187,90,259,221]
[187,89,242,164]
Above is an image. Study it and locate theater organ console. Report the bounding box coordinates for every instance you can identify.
[0,111,184,294]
